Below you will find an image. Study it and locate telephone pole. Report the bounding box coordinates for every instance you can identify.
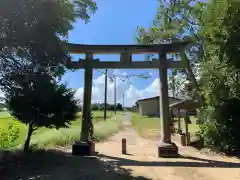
[122,92,124,111]
[114,77,116,114]
[104,69,108,120]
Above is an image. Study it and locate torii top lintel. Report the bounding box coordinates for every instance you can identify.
[67,40,191,54]
[66,40,191,69]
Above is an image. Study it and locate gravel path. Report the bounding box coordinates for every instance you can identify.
[96,113,240,180]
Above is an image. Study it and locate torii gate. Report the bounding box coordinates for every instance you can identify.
[67,41,190,158]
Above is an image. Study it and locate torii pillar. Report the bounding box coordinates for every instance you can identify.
[72,52,94,155]
[158,53,178,158]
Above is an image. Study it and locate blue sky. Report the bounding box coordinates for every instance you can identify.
[62,0,168,106]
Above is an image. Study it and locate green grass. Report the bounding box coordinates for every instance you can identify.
[131,113,199,139]
[0,111,123,149]
[131,113,160,139]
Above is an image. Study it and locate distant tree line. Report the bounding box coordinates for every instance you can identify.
[90,103,123,111]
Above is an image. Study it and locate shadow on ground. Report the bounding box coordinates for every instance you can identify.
[1,149,240,180]
[0,150,150,180]
[97,154,240,168]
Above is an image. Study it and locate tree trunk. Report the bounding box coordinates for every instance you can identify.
[184,55,206,124]
[186,64,205,106]
[181,52,205,106]
[24,123,34,152]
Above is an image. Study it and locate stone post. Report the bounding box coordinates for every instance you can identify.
[158,53,178,158]
[122,138,127,154]
[72,52,94,155]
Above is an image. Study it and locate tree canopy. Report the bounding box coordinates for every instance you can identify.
[0,0,97,90]
[137,0,240,154]
[137,0,205,103]
[7,73,79,151]
[198,0,240,153]
[0,0,97,151]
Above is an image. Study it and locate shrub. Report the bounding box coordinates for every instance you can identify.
[6,74,79,152]
[198,98,240,154]
[0,122,20,148]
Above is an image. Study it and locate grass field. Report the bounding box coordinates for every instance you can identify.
[131,113,199,139]
[0,111,123,149]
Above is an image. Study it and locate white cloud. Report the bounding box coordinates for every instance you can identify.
[74,70,187,107]
[75,70,130,105]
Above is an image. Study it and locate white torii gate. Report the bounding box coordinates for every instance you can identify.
[67,41,190,158]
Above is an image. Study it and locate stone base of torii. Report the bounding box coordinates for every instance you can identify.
[67,41,190,158]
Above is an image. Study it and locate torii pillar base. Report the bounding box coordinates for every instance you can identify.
[72,140,95,156]
[158,142,178,158]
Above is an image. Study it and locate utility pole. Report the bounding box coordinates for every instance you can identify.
[122,92,124,111]
[114,76,117,114]
[104,69,108,120]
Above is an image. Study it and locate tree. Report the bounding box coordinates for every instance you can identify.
[91,103,99,111]
[136,0,240,154]
[0,0,97,151]
[107,104,115,111]
[116,103,123,111]
[136,0,206,104]
[0,0,97,83]
[168,73,187,99]
[198,0,240,154]
[6,72,79,151]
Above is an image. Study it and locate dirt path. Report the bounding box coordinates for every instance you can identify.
[95,113,240,180]
[1,113,239,180]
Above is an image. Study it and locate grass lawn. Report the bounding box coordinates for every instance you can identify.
[0,111,123,150]
[131,113,199,139]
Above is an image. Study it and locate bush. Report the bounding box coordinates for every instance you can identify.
[0,122,20,148]
[198,98,240,154]
[6,74,79,152]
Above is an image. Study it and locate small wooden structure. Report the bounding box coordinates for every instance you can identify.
[169,98,201,145]
[67,41,191,157]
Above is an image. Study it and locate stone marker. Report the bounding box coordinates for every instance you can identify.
[180,134,186,146]
[122,138,127,154]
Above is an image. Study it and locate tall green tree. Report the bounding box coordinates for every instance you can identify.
[0,0,97,151]
[0,0,97,86]
[136,0,240,153]
[6,73,79,151]
[198,0,240,153]
[136,0,206,103]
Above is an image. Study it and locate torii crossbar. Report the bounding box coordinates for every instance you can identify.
[68,41,190,158]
